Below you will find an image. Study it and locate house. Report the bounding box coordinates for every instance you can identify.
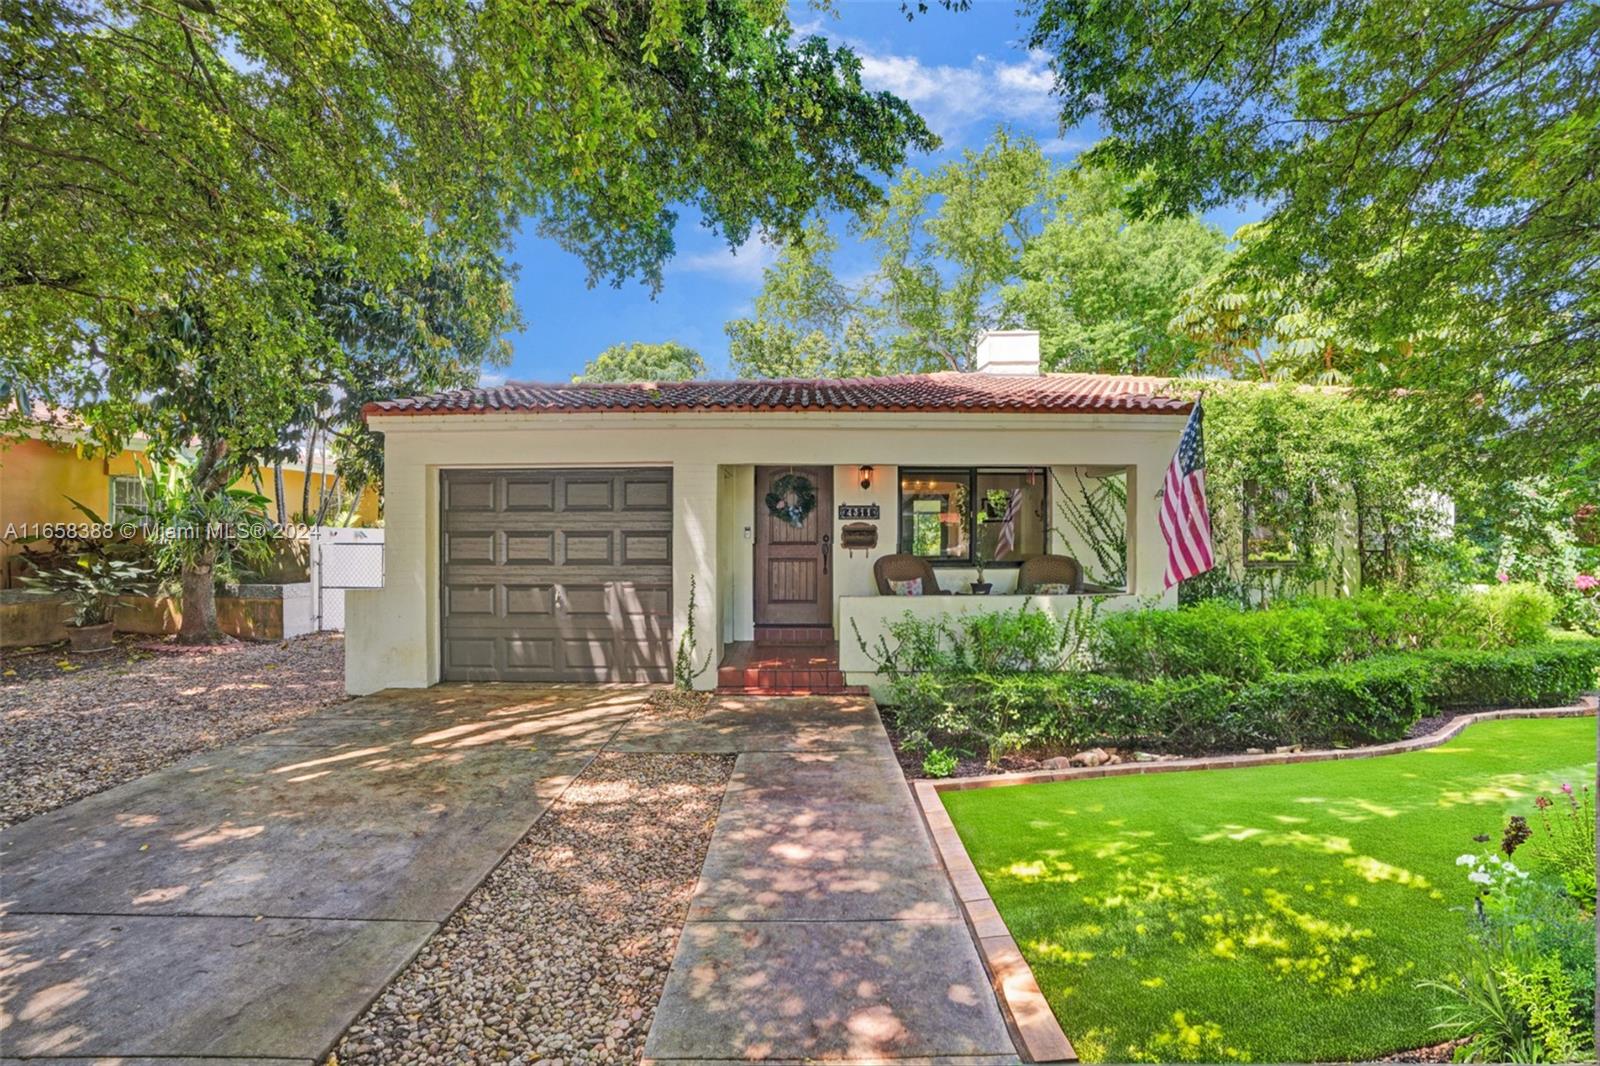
[0,407,380,588]
[346,331,1192,694]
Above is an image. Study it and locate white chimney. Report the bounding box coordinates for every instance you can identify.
[973,329,1041,375]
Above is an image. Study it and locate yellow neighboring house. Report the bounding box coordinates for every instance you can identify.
[0,407,380,588]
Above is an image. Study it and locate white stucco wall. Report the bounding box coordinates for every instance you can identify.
[345,410,1185,695]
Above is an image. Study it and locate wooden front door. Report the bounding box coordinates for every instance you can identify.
[754,465,833,626]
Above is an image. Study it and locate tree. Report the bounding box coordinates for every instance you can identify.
[4,0,936,638]
[2,1,936,417]
[1003,166,1227,374]
[1013,0,1599,472]
[728,134,1232,377]
[576,342,706,383]
[865,130,1060,368]
[726,221,890,378]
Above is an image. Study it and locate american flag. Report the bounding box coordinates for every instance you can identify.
[1158,399,1214,588]
[994,489,1024,559]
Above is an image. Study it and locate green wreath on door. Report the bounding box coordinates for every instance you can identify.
[765,472,818,528]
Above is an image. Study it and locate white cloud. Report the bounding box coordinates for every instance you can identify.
[477,370,507,388]
[673,240,777,282]
[1039,135,1095,157]
[856,47,1060,143]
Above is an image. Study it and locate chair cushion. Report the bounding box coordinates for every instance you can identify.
[888,577,925,597]
[1033,582,1075,595]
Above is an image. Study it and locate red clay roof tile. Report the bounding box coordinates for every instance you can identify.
[362,372,1192,419]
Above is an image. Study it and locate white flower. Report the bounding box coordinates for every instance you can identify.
[1488,854,1503,865]
[1456,854,1476,866]
[1468,870,1493,885]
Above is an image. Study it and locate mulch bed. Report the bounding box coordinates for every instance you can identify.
[0,633,347,828]
[334,751,734,1066]
[0,633,156,685]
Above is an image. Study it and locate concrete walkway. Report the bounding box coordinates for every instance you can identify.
[0,685,645,1063]
[631,697,1018,1064]
[1,689,1017,1065]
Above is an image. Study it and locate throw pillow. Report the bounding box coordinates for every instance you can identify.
[889,577,924,596]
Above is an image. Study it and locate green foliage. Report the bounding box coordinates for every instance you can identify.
[575,342,706,383]
[876,592,1598,760]
[20,551,154,627]
[853,599,1099,679]
[1004,166,1227,374]
[673,574,712,691]
[1189,381,1453,598]
[888,657,1430,760]
[1229,657,1433,747]
[1529,785,1598,907]
[129,456,275,586]
[727,135,1230,375]
[920,747,960,778]
[726,221,892,378]
[1427,864,1596,1063]
[3,2,934,413]
[1014,0,1599,473]
[1052,468,1127,587]
[1420,644,1600,710]
[1093,586,1560,684]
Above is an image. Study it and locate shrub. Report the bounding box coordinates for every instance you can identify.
[1420,642,1600,709]
[1231,656,1432,746]
[857,600,1096,679]
[1091,586,1559,684]
[886,656,1436,758]
[1092,601,1272,681]
[1467,583,1559,647]
[921,747,959,778]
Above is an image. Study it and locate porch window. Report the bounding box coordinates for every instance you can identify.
[898,468,1047,566]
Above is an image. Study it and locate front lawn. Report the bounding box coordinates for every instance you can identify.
[941,715,1598,1063]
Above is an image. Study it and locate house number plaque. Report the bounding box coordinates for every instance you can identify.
[837,503,880,520]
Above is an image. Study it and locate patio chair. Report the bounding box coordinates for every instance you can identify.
[873,554,952,595]
[1016,554,1083,594]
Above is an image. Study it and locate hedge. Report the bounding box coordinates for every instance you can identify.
[886,640,1600,760]
[1420,642,1600,710]
[1090,584,1560,683]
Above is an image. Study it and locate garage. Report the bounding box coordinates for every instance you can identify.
[440,468,673,682]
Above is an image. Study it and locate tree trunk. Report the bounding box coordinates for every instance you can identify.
[177,547,225,645]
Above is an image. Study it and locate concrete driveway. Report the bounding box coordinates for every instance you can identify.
[0,685,644,1062]
[1,688,1017,1065]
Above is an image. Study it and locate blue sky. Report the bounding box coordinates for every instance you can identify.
[492,1,1260,386]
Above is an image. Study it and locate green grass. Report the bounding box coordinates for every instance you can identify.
[941,716,1597,1063]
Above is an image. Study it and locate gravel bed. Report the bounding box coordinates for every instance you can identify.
[0,633,346,828]
[334,751,733,1066]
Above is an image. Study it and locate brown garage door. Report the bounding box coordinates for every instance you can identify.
[440,468,673,682]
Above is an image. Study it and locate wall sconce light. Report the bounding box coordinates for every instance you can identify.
[858,464,874,491]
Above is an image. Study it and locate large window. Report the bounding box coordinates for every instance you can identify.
[898,468,1047,566]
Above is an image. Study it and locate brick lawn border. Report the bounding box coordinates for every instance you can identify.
[913,697,1598,1064]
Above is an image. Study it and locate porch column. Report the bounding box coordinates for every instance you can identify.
[673,462,722,690]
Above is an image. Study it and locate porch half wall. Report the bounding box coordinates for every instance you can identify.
[345,411,1185,695]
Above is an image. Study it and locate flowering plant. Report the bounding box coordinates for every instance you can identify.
[1529,783,1597,909]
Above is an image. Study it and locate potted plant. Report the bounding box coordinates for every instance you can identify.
[22,552,154,653]
[970,547,993,595]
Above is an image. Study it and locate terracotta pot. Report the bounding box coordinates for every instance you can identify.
[66,621,116,654]
[969,581,992,595]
